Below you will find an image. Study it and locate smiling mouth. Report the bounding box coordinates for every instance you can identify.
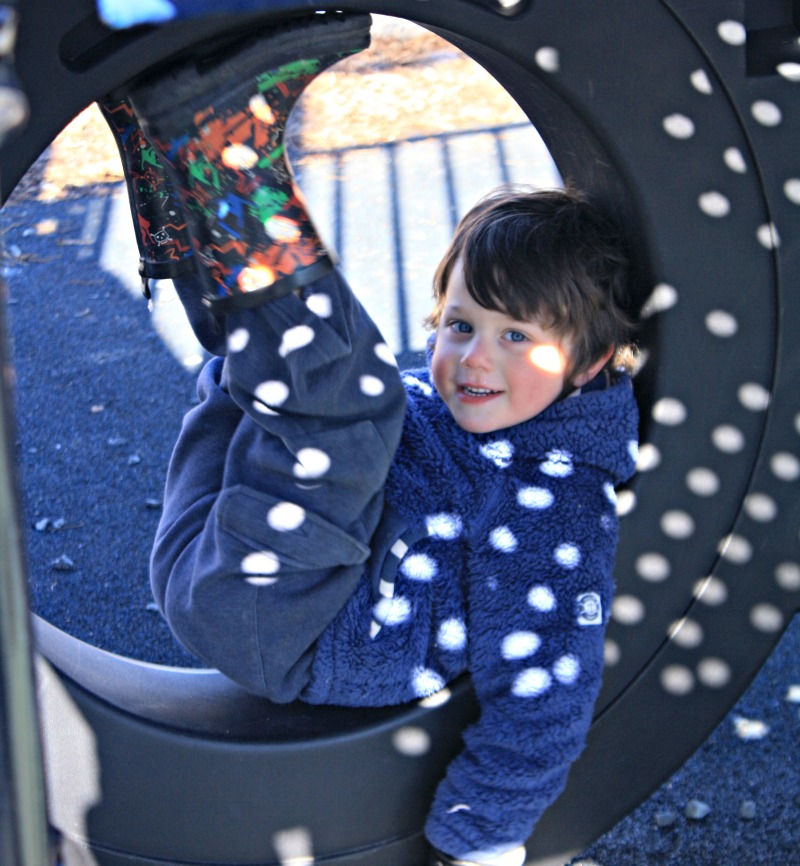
[459,385,501,397]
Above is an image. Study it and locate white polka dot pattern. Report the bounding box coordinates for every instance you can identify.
[400,553,438,581]
[517,486,554,509]
[501,631,541,660]
[527,585,556,612]
[426,513,463,539]
[278,324,315,357]
[227,327,250,353]
[490,526,518,553]
[292,448,331,480]
[512,667,552,698]
[437,618,467,651]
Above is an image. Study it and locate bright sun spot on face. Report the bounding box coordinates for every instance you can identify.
[529,344,566,375]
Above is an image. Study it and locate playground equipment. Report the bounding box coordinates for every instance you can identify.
[1,1,799,863]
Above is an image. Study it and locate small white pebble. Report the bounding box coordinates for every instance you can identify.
[739,800,757,820]
[685,799,712,820]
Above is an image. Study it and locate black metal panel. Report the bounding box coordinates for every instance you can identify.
[1,0,798,864]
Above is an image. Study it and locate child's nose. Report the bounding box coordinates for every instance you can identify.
[460,335,492,370]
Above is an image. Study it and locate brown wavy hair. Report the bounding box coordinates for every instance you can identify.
[426,185,636,382]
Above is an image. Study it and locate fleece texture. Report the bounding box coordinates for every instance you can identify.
[154,345,638,856]
[303,367,639,856]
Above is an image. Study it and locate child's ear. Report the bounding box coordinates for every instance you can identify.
[571,346,614,388]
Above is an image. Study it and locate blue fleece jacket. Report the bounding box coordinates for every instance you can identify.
[154,357,638,858]
[300,367,638,855]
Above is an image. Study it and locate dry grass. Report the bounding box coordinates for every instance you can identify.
[15,18,524,202]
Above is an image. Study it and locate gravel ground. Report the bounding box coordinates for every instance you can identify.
[1,15,797,865]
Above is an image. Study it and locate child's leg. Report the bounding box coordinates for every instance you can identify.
[128,12,371,311]
[139,14,407,700]
[98,94,227,354]
[153,271,405,700]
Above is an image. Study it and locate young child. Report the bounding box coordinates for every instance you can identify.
[123,13,639,865]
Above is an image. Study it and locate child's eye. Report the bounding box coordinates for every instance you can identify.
[504,330,528,343]
[449,320,472,334]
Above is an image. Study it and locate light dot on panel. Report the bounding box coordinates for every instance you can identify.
[750,604,784,633]
[636,552,671,582]
[663,113,695,139]
[254,380,290,409]
[775,562,800,592]
[723,147,747,173]
[757,223,781,250]
[604,639,621,666]
[612,594,645,625]
[293,447,331,480]
[738,383,770,411]
[360,375,385,397]
[267,502,306,532]
[694,575,728,606]
[718,533,753,564]
[640,283,678,318]
[306,292,332,318]
[751,100,782,126]
[777,62,800,81]
[686,467,720,496]
[661,664,695,696]
[690,69,713,94]
[697,657,732,688]
[743,493,777,522]
[241,550,280,576]
[785,178,800,205]
[392,726,431,757]
[227,327,250,353]
[652,397,687,426]
[535,46,560,73]
[705,309,738,337]
[717,20,746,46]
[770,451,800,481]
[712,425,745,454]
[636,443,661,472]
[698,191,731,218]
[669,617,704,649]
[278,324,315,357]
[616,489,637,516]
[272,827,313,866]
[661,510,695,539]
[419,688,452,709]
[374,342,398,366]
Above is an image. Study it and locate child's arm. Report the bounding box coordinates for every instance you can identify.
[424,469,618,862]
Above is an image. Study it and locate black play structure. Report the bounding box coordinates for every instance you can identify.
[1,0,799,864]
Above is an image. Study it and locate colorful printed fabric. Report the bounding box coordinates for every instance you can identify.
[98,96,193,283]
[154,60,330,301]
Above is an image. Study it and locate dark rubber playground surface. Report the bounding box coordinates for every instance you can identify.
[3,181,798,864]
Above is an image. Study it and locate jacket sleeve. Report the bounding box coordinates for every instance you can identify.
[424,466,619,860]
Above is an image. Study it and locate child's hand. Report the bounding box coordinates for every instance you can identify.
[428,845,527,866]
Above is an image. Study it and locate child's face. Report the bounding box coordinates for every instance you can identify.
[430,258,574,434]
